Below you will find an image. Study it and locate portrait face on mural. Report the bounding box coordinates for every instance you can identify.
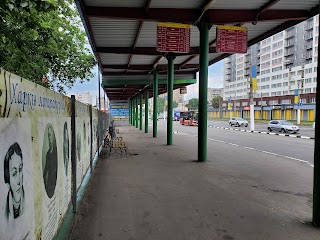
[4,142,25,221]
[42,124,58,199]
[63,122,69,176]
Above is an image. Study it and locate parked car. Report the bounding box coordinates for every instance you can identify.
[267,120,299,134]
[229,117,248,127]
[313,122,315,129]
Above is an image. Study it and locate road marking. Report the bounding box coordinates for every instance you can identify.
[207,137,313,168]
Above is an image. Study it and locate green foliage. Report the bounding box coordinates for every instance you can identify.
[186,98,198,110]
[157,97,165,113]
[0,0,96,92]
[173,101,178,108]
[211,96,223,108]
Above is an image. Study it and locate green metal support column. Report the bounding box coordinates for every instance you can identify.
[166,54,175,145]
[197,22,211,162]
[131,98,134,126]
[313,4,320,226]
[145,90,149,133]
[153,71,158,138]
[129,99,131,125]
[135,97,139,128]
[139,93,143,130]
[131,99,133,125]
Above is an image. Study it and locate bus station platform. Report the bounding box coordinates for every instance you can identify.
[68,125,318,240]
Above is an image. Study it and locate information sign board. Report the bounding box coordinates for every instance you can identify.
[157,22,190,53]
[216,25,248,54]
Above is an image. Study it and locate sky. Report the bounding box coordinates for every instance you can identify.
[67,60,225,103]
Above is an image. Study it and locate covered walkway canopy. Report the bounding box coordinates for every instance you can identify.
[75,0,320,226]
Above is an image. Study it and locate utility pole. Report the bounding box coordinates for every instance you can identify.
[297,81,301,124]
[260,92,263,120]
[249,77,255,131]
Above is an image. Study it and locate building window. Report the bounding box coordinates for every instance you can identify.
[314,67,318,72]
[305,78,312,84]
[272,66,282,72]
[283,73,288,78]
[283,91,289,95]
[283,82,288,87]
[281,99,291,104]
[272,49,283,57]
[304,88,312,93]
[313,87,317,92]
[305,68,312,74]
[272,41,283,48]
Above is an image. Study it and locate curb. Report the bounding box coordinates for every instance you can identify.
[208,125,314,140]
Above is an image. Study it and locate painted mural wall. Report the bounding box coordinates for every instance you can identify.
[0,69,108,240]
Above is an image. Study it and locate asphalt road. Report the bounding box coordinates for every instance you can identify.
[163,121,315,167]
[207,120,315,138]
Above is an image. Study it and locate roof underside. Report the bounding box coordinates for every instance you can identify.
[76,0,319,101]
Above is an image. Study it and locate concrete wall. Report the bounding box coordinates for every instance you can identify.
[0,69,109,240]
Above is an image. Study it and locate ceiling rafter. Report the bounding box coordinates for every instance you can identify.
[102,70,196,76]
[102,64,198,71]
[85,7,309,24]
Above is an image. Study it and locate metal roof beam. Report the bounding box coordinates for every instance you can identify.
[85,7,309,24]
[102,71,196,76]
[96,47,216,55]
[102,64,198,71]
[102,79,197,86]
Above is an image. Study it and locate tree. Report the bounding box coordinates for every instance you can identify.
[0,0,96,93]
[157,97,165,113]
[173,101,178,108]
[186,98,199,110]
[211,96,223,109]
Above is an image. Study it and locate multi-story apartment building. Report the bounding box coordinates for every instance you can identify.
[223,15,319,103]
[208,87,224,101]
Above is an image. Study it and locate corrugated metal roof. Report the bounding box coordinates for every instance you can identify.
[76,0,319,100]
[135,21,157,48]
[90,18,139,47]
[245,22,280,40]
[150,0,203,9]
[211,0,269,9]
[187,55,200,64]
[174,56,194,65]
[270,0,319,10]
[130,55,159,65]
[84,0,145,7]
[99,53,129,65]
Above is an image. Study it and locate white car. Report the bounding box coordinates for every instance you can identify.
[267,120,299,134]
[229,117,248,127]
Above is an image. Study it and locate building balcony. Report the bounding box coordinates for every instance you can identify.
[284,51,294,56]
[285,41,294,47]
[304,44,313,50]
[304,23,313,31]
[285,32,295,39]
[284,59,294,65]
[303,54,313,60]
[304,34,313,40]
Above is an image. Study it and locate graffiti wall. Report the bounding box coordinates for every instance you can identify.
[0,69,109,240]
